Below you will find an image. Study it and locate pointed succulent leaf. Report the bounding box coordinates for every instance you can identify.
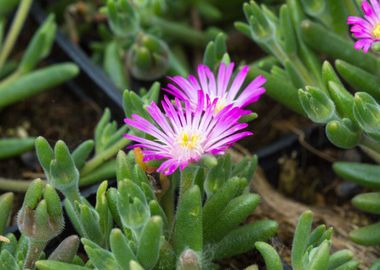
[299,86,335,124]
[137,216,163,269]
[352,192,380,215]
[292,210,313,270]
[333,162,380,189]
[325,119,360,149]
[0,249,19,270]
[36,260,91,270]
[82,238,120,270]
[321,61,343,88]
[110,228,136,270]
[0,138,35,160]
[35,137,54,177]
[213,220,278,259]
[328,250,354,269]
[19,14,57,73]
[50,141,79,192]
[353,92,380,136]
[350,222,380,246]
[335,59,380,101]
[308,240,330,270]
[255,242,283,270]
[79,203,103,246]
[72,140,94,170]
[204,193,261,243]
[48,235,80,263]
[106,187,123,228]
[0,192,14,234]
[174,186,202,255]
[327,82,354,119]
[95,181,113,245]
[308,225,326,247]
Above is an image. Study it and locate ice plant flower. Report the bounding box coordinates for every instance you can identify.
[347,0,380,53]
[164,62,266,113]
[124,91,252,175]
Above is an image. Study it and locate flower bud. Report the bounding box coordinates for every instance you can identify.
[17,180,64,242]
[177,249,201,270]
[299,86,335,124]
[326,118,360,149]
[353,92,380,137]
[127,33,169,80]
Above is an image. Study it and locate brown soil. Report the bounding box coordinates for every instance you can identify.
[0,86,102,179]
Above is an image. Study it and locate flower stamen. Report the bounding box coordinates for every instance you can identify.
[178,132,200,150]
[373,24,380,38]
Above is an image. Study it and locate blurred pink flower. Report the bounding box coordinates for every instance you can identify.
[165,62,266,113]
[348,0,380,53]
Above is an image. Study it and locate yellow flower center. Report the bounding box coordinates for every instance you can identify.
[373,24,380,38]
[179,132,200,150]
[215,99,227,114]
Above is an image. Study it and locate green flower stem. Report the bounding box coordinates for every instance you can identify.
[161,182,175,229]
[147,16,208,48]
[0,0,33,70]
[80,138,130,177]
[0,177,36,192]
[24,239,47,269]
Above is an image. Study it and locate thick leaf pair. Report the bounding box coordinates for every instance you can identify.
[298,60,380,150]
[253,211,358,270]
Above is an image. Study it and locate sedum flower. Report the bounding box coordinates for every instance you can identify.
[124,91,252,175]
[164,62,266,112]
[347,0,380,53]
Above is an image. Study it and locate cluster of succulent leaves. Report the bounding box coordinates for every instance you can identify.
[33,132,281,270]
[90,0,229,88]
[251,211,360,270]
[0,0,78,160]
[238,0,380,261]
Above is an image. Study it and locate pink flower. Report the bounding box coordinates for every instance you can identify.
[124,91,252,175]
[348,0,380,53]
[164,63,266,113]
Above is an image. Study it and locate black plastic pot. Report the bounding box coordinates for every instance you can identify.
[30,3,125,121]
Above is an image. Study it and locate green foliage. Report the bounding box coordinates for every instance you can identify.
[0,192,13,235]
[31,147,274,269]
[0,138,35,160]
[333,162,380,246]
[253,211,358,270]
[0,5,78,108]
